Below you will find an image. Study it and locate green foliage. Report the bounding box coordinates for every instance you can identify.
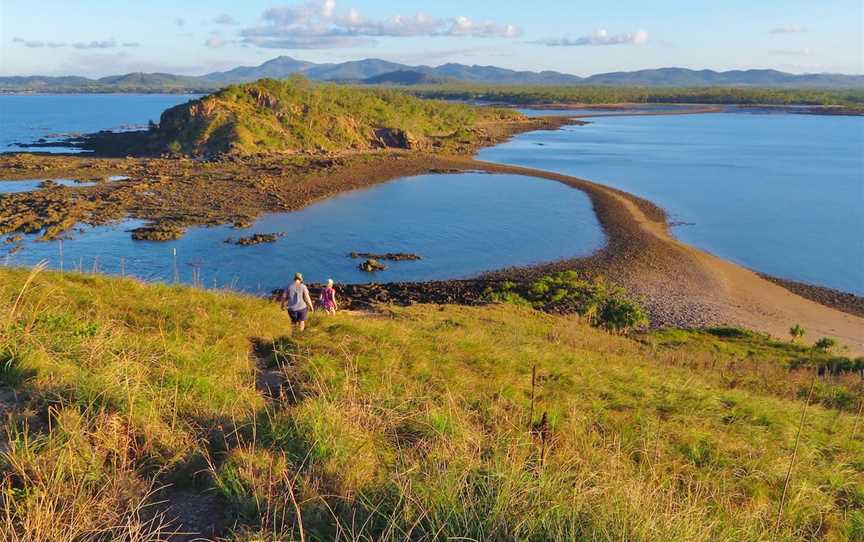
[652,327,863,412]
[407,83,864,109]
[155,76,523,156]
[789,323,806,342]
[486,271,648,331]
[814,337,838,352]
[598,296,649,332]
[1,267,861,541]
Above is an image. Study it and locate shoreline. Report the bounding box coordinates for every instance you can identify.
[2,112,862,349]
[502,102,864,117]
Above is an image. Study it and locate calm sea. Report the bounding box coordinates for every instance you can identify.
[480,112,864,294]
[0,94,199,152]
[2,95,862,293]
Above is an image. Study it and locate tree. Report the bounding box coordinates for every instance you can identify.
[814,337,837,352]
[599,297,649,334]
[789,324,806,343]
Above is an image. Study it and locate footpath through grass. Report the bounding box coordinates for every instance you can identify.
[0,267,861,541]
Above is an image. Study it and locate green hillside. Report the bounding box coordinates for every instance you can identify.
[152,76,523,156]
[1,267,862,541]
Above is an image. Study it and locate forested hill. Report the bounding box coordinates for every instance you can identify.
[124,77,523,156]
[2,57,862,93]
[408,84,864,110]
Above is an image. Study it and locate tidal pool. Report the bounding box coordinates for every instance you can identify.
[0,176,129,194]
[1,172,605,293]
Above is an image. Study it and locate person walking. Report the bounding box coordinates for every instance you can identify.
[281,272,314,331]
[319,278,339,315]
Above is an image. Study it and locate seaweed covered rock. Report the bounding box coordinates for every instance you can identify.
[225,233,284,246]
[348,252,422,261]
[131,224,185,241]
[359,259,387,272]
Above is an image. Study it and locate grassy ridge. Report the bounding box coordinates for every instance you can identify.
[404,83,864,109]
[154,76,522,156]
[1,267,862,541]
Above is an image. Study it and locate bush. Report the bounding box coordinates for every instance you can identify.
[486,272,649,332]
[814,337,838,352]
[599,297,650,333]
[789,324,806,342]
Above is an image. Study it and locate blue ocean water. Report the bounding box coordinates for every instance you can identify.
[1,173,604,292]
[2,94,861,293]
[480,112,864,294]
[0,94,199,152]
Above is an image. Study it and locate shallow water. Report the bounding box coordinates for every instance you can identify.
[0,176,129,194]
[0,94,199,153]
[1,173,605,292]
[479,112,864,293]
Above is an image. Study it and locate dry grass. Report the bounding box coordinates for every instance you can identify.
[1,268,862,541]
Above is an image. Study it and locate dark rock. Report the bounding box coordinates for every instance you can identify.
[359,259,387,272]
[225,232,284,246]
[131,224,185,241]
[348,252,422,261]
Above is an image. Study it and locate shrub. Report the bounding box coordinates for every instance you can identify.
[814,337,838,352]
[789,324,806,342]
[599,296,650,333]
[486,271,649,331]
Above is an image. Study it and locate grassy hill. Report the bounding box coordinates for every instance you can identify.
[150,76,522,156]
[1,267,862,541]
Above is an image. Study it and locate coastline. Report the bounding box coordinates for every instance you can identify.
[328,155,864,352]
[2,112,862,350]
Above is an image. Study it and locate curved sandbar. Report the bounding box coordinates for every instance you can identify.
[431,155,864,352]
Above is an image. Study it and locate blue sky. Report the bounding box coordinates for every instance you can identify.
[1,0,862,77]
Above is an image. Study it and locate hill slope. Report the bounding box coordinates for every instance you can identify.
[1,267,861,540]
[4,57,863,93]
[150,77,522,156]
[362,69,454,85]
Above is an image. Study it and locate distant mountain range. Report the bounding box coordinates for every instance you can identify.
[2,56,863,92]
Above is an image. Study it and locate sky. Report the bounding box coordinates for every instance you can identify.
[1,0,862,77]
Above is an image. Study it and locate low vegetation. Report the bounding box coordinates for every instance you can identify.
[485,270,649,332]
[407,83,864,110]
[1,267,862,541]
[147,76,522,156]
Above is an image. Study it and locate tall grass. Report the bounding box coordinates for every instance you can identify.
[1,268,861,541]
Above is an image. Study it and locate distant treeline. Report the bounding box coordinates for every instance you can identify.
[404,84,864,109]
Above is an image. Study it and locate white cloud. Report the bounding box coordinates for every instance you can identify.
[205,34,228,48]
[537,29,648,47]
[243,36,375,49]
[72,39,117,49]
[445,17,521,38]
[13,37,66,48]
[241,0,521,49]
[214,14,237,25]
[770,25,806,34]
[13,37,136,49]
